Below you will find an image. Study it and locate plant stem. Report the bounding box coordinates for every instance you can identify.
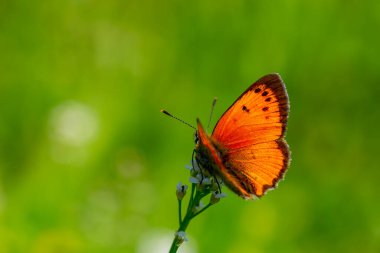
[178,199,182,225]
[169,184,212,253]
[191,203,212,219]
[186,184,195,213]
[170,185,195,253]
[169,206,192,253]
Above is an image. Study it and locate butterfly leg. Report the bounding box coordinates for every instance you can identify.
[194,148,221,193]
[197,158,205,185]
[192,149,205,184]
[191,149,196,170]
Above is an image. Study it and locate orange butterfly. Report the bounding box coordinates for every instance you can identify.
[195,73,290,199]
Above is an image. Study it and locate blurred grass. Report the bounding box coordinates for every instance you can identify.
[1,0,380,252]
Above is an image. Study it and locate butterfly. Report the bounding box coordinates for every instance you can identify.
[195,73,290,199]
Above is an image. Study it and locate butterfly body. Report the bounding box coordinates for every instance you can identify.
[195,120,250,197]
[195,73,290,199]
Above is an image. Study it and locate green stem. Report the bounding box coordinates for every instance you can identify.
[169,185,212,253]
[178,199,182,225]
[186,184,196,213]
[169,208,192,253]
[191,203,212,219]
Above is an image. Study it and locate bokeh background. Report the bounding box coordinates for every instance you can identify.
[1,1,379,252]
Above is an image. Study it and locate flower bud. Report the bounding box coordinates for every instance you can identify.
[175,231,188,245]
[192,201,205,213]
[210,191,227,204]
[176,182,188,200]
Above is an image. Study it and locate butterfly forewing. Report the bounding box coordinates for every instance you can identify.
[212,74,289,147]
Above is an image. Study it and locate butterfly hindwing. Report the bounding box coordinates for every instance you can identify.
[224,140,289,197]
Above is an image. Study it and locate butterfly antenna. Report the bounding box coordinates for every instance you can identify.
[161,109,196,130]
[207,97,218,130]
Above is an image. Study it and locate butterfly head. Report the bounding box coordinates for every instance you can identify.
[194,130,199,145]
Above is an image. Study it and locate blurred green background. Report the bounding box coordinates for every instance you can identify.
[1,0,379,252]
